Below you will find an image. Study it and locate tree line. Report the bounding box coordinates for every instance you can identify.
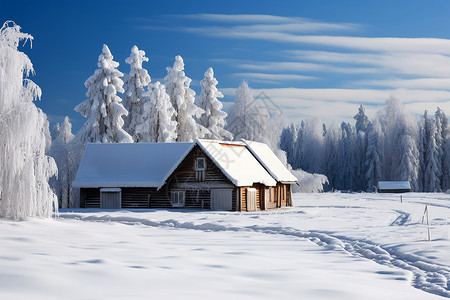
[280,97,450,193]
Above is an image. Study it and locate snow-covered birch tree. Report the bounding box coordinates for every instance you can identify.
[123,45,151,141]
[164,55,208,142]
[197,67,232,140]
[0,21,58,219]
[135,81,177,142]
[74,44,132,144]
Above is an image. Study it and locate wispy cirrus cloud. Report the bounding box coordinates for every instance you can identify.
[285,50,450,79]
[179,14,359,32]
[236,61,380,75]
[233,72,316,81]
[357,78,450,90]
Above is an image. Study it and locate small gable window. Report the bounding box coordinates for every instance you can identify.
[195,157,206,170]
[195,157,206,181]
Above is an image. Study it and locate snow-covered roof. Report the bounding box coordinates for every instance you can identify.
[72,142,194,189]
[378,181,411,190]
[242,140,298,183]
[73,139,296,189]
[197,139,277,187]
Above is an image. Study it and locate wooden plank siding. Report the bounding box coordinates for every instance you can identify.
[238,183,293,211]
[80,188,100,208]
[122,188,155,208]
[168,145,232,189]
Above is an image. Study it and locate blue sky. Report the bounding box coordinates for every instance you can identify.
[3,0,450,131]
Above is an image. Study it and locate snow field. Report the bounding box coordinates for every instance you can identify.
[0,192,449,299]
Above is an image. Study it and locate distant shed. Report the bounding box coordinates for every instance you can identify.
[378,181,411,193]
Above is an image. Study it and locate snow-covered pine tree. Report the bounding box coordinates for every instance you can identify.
[0,21,58,219]
[51,122,61,141]
[353,105,370,191]
[198,67,232,140]
[292,120,305,170]
[299,119,324,175]
[49,116,74,208]
[280,123,298,167]
[397,126,420,191]
[136,81,177,142]
[226,80,253,140]
[335,122,357,190]
[377,97,419,190]
[354,104,370,133]
[123,45,151,141]
[420,111,441,192]
[226,80,276,147]
[164,55,208,142]
[365,120,383,191]
[436,108,450,191]
[74,44,133,144]
[323,123,340,190]
[354,129,367,191]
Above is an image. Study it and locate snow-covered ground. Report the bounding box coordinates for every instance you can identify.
[0,193,449,299]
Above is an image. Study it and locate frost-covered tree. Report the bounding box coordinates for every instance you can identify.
[0,21,58,219]
[322,123,340,190]
[49,117,74,208]
[353,130,367,191]
[365,120,383,191]
[419,111,441,192]
[353,105,370,191]
[136,81,177,142]
[335,122,357,190]
[298,119,324,174]
[354,104,370,133]
[198,67,232,140]
[227,81,281,149]
[164,55,208,142]
[378,97,419,190]
[74,44,133,144]
[51,122,61,141]
[280,123,298,167]
[291,121,305,169]
[123,45,151,141]
[435,108,450,191]
[226,81,253,140]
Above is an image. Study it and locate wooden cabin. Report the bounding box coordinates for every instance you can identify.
[72,139,298,211]
[378,181,411,193]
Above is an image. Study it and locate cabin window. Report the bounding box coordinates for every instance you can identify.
[195,157,206,181]
[195,157,206,170]
[171,190,185,207]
